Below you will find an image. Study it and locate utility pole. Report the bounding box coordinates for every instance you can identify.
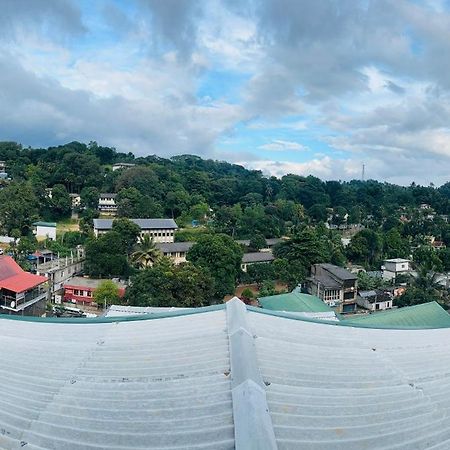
[362,163,365,181]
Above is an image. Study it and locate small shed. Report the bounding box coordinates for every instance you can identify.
[33,222,57,241]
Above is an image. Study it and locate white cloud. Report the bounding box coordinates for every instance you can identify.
[259,139,308,152]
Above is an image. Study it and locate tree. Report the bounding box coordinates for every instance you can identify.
[80,186,100,210]
[131,234,162,269]
[274,229,327,269]
[50,184,72,219]
[346,229,383,268]
[249,234,267,251]
[187,234,243,299]
[84,231,130,278]
[124,261,214,307]
[112,218,141,254]
[0,182,39,235]
[94,280,120,309]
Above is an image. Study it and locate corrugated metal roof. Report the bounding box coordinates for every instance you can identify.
[247,306,450,449]
[4,299,450,448]
[105,305,190,317]
[344,301,450,328]
[0,309,234,449]
[259,291,332,313]
[155,242,194,253]
[242,252,275,263]
[93,218,178,230]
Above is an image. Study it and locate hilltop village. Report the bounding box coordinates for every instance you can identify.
[0,141,447,323]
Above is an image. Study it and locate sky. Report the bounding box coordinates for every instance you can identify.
[1,0,450,185]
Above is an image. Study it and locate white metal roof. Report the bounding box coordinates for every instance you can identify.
[2,299,450,449]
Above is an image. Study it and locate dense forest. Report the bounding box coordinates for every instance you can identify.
[0,140,449,307]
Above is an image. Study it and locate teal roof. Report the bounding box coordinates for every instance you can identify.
[33,221,57,227]
[344,302,450,328]
[259,291,332,313]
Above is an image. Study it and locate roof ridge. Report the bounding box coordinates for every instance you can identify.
[226,298,277,450]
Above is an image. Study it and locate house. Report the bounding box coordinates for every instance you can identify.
[258,288,338,321]
[33,221,57,241]
[0,255,48,315]
[382,258,411,281]
[306,263,358,313]
[236,238,284,251]
[357,289,393,311]
[240,251,275,272]
[112,162,135,171]
[98,193,117,214]
[93,218,178,242]
[36,250,85,303]
[69,193,81,208]
[63,277,126,305]
[5,298,450,448]
[155,241,194,264]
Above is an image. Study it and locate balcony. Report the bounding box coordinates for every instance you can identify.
[0,286,48,312]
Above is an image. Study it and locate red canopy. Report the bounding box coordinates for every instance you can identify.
[0,256,48,293]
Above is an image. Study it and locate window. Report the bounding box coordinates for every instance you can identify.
[87,291,92,297]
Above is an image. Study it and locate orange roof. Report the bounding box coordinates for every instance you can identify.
[0,255,47,293]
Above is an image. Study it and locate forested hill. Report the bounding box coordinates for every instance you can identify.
[0,140,449,239]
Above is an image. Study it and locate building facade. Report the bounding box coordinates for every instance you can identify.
[98,193,117,214]
[307,263,358,313]
[33,222,57,241]
[93,218,178,242]
[64,277,126,305]
[0,255,48,316]
[382,258,410,281]
[357,289,393,311]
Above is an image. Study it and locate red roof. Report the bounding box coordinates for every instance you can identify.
[0,255,48,293]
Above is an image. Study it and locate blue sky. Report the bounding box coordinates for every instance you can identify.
[1,0,450,185]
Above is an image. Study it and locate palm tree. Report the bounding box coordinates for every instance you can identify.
[131,234,162,269]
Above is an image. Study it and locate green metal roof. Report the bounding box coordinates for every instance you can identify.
[344,302,450,328]
[259,291,332,313]
[33,221,57,227]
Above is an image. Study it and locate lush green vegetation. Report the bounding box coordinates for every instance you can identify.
[1,140,449,308]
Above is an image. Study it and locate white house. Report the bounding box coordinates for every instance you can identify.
[93,218,178,243]
[357,290,393,311]
[112,162,135,171]
[98,193,117,214]
[382,258,411,281]
[33,222,57,241]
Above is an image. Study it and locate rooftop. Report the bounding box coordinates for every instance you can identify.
[64,277,127,290]
[345,301,450,328]
[259,290,332,313]
[3,299,450,448]
[319,263,358,280]
[32,221,57,228]
[0,255,48,293]
[384,258,411,263]
[93,218,178,230]
[242,252,275,263]
[155,242,194,253]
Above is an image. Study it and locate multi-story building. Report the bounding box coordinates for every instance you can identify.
[155,242,194,264]
[36,249,85,303]
[93,218,178,243]
[382,258,411,281]
[0,255,48,316]
[307,263,358,313]
[98,193,118,214]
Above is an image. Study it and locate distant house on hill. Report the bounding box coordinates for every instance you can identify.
[93,218,178,242]
[0,255,48,316]
[112,162,135,171]
[33,222,57,241]
[382,258,411,281]
[240,252,275,272]
[98,193,117,214]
